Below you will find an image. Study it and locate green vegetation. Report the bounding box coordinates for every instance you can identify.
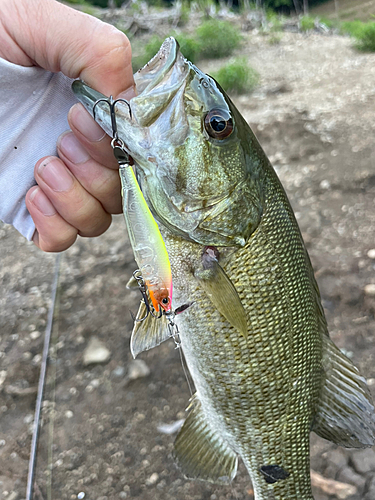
[212,57,260,95]
[300,16,315,32]
[131,18,243,71]
[341,20,366,37]
[340,20,375,52]
[174,34,201,63]
[196,20,242,59]
[131,35,164,72]
[352,22,375,52]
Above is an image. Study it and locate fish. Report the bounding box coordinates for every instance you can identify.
[72,37,375,500]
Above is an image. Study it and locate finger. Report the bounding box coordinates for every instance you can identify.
[34,156,112,237]
[67,103,119,170]
[26,186,78,252]
[1,0,134,96]
[57,130,122,214]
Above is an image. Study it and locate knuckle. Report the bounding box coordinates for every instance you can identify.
[37,229,77,253]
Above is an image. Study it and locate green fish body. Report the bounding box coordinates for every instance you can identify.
[72,38,375,500]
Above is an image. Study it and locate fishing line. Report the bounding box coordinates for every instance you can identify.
[26,252,61,500]
[177,344,194,398]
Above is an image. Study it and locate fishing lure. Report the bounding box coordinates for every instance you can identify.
[119,162,173,315]
[92,96,173,318]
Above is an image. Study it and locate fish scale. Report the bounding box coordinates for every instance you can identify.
[163,178,320,498]
[72,36,375,500]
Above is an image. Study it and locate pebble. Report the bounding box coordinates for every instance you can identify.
[29,330,41,340]
[112,366,126,378]
[367,249,375,259]
[146,472,159,486]
[65,410,74,419]
[351,448,375,474]
[83,337,111,366]
[320,179,331,190]
[337,466,366,490]
[324,448,348,469]
[364,284,375,297]
[127,360,150,380]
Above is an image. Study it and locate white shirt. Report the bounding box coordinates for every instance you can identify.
[0,58,76,240]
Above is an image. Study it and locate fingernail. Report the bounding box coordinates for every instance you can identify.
[38,158,74,192]
[29,187,56,216]
[117,85,137,100]
[70,102,106,142]
[58,132,90,164]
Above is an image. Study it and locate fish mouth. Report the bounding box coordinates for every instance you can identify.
[72,37,189,143]
[134,37,180,95]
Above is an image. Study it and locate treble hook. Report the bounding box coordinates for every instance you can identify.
[131,270,162,322]
[92,96,132,147]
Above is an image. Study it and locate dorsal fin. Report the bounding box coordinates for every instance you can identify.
[313,334,375,448]
[174,396,238,484]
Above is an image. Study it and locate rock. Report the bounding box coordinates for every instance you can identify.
[337,466,366,491]
[351,448,375,474]
[112,366,126,378]
[364,284,375,297]
[325,448,348,469]
[146,472,159,486]
[83,337,111,366]
[364,475,375,500]
[367,249,375,259]
[127,360,150,380]
[311,470,356,500]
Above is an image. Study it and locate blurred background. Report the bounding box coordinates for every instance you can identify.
[1,0,375,499]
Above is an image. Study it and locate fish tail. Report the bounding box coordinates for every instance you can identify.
[313,334,375,448]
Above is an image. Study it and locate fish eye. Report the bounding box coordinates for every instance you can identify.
[204,109,233,140]
[162,297,170,305]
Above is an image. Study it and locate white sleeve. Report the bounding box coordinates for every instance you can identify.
[0,58,77,240]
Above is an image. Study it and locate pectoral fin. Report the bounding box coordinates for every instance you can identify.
[313,334,375,448]
[130,299,170,358]
[174,397,238,484]
[195,258,247,338]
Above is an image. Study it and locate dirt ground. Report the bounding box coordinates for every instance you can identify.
[1,21,375,500]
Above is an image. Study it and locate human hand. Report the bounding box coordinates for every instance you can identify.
[0,0,135,251]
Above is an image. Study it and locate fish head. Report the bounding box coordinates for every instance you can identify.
[72,37,267,247]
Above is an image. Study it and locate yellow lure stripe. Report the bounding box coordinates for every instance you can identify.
[119,164,173,312]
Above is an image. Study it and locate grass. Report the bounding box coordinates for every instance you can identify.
[341,20,375,52]
[173,34,201,63]
[131,35,164,72]
[196,20,242,59]
[341,20,366,37]
[212,57,260,95]
[131,18,243,71]
[352,22,375,51]
[300,16,316,32]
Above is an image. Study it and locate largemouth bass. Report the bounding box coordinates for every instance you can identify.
[72,38,375,500]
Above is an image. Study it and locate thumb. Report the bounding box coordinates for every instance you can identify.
[0,0,134,96]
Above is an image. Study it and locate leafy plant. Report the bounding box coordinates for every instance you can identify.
[132,35,164,72]
[173,34,201,63]
[196,20,242,59]
[352,22,375,52]
[212,57,259,95]
[300,16,315,32]
[341,20,366,37]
